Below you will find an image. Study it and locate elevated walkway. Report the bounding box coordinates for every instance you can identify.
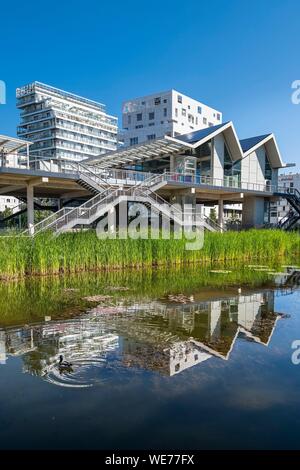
[22,172,221,236]
[0,155,293,236]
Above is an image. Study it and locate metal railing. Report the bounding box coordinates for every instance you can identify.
[23,169,223,235]
[1,153,291,196]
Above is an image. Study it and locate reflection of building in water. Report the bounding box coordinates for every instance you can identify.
[1,318,118,376]
[118,291,279,375]
[123,339,211,376]
[0,290,280,378]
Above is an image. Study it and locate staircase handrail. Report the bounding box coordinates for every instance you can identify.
[21,206,75,235]
[68,162,112,191]
[132,185,224,231]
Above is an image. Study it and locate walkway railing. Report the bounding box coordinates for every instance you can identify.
[1,154,293,196]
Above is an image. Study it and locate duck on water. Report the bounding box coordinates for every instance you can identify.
[58,355,73,371]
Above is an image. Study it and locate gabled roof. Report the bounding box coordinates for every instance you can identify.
[172,121,244,161]
[87,121,288,170]
[176,122,227,144]
[240,133,285,168]
[240,134,271,153]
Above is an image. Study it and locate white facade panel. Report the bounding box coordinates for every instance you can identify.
[121,89,222,147]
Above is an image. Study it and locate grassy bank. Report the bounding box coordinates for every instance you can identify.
[0,229,299,279]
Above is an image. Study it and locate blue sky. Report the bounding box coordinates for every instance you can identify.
[0,0,300,169]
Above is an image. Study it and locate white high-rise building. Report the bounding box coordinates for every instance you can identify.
[120,89,222,147]
[16,82,118,161]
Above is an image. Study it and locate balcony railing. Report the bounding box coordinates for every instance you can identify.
[0,155,285,195]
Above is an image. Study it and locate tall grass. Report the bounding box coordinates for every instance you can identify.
[0,229,299,279]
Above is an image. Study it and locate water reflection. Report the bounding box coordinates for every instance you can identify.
[0,287,284,387]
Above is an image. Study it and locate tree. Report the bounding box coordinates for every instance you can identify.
[209,207,217,223]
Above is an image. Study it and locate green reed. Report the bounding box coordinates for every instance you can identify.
[0,229,299,279]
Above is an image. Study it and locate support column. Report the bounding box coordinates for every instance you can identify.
[27,184,34,235]
[242,197,265,228]
[218,199,224,230]
[26,143,30,170]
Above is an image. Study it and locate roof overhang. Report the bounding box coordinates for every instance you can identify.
[88,121,245,170]
[0,135,32,153]
[87,137,193,169]
[243,133,286,169]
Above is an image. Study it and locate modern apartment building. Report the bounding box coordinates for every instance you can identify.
[16,82,118,161]
[269,172,300,224]
[120,89,222,147]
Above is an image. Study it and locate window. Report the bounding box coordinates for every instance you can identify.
[149,112,155,120]
[147,134,156,140]
[135,124,143,129]
[188,114,194,124]
[154,97,161,105]
[203,117,207,124]
[163,108,167,117]
[264,152,272,180]
[177,95,182,103]
[175,108,178,117]
[160,121,164,124]
[163,98,167,103]
[217,113,221,121]
[224,142,241,184]
[136,113,142,121]
[128,115,131,124]
[208,122,213,127]
[188,105,190,109]
[130,137,138,146]
[195,117,198,125]
[182,108,186,116]
[197,106,202,114]
[149,122,155,127]
[141,101,145,105]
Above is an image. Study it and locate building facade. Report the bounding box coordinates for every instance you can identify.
[270,172,300,224]
[0,135,32,216]
[120,89,222,147]
[0,196,19,214]
[16,82,118,161]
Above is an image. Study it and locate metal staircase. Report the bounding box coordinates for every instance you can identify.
[275,188,300,230]
[68,162,112,194]
[22,168,223,236]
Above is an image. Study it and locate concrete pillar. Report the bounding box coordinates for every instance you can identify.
[26,143,30,169]
[27,184,34,235]
[242,197,266,228]
[218,199,224,229]
[170,155,175,172]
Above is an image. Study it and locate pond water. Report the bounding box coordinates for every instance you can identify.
[0,262,300,450]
